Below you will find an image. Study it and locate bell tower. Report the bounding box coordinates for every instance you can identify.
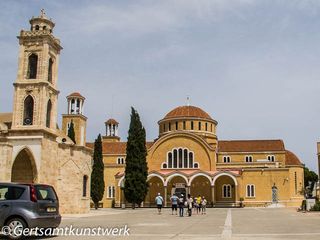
[12,10,62,131]
[103,119,120,142]
[62,92,87,146]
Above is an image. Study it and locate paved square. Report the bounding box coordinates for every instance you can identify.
[54,208,320,240]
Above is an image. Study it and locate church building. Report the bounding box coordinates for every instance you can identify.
[0,11,92,214]
[97,106,304,208]
[0,12,305,213]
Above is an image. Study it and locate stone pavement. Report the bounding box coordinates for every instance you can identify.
[48,208,320,239]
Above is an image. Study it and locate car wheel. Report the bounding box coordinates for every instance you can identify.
[5,218,27,240]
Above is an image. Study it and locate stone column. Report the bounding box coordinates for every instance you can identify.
[68,100,71,114]
[186,186,190,196]
[211,185,215,206]
[164,186,167,207]
[235,185,239,206]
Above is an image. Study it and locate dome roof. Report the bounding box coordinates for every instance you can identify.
[164,105,213,121]
[67,92,85,99]
[105,118,119,125]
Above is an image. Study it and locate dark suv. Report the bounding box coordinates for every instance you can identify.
[0,182,61,239]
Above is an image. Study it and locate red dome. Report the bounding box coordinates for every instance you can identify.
[164,105,213,120]
[105,118,119,125]
[67,92,85,99]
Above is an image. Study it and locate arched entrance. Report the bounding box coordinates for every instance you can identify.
[11,148,37,183]
[166,174,188,205]
[213,173,237,206]
[145,175,165,207]
[189,175,212,204]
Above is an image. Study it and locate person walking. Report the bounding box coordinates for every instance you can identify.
[170,193,179,215]
[186,194,193,217]
[201,196,207,215]
[196,195,202,214]
[178,194,185,217]
[193,197,198,214]
[155,193,164,214]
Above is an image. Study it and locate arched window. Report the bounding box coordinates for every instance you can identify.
[162,148,198,169]
[48,58,53,83]
[43,26,47,30]
[178,148,183,168]
[205,122,208,131]
[223,156,231,163]
[173,149,177,168]
[198,122,201,130]
[168,122,171,131]
[191,121,194,130]
[267,155,275,162]
[46,99,52,128]
[245,155,253,162]
[23,95,34,125]
[183,121,186,130]
[71,99,75,113]
[82,175,88,197]
[175,121,178,130]
[168,152,172,168]
[27,54,38,79]
[35,25,40,30]
[183,149,188,168]
[222,184,232,198]
[189,152,193,168]
[246,184,255,197]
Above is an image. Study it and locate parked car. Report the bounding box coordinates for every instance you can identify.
[0,182,61,239]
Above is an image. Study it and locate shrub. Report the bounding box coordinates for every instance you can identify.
[311,201,320,211]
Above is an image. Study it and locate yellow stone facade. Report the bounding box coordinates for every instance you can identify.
[0,12,92,214]
[99,106,304,208]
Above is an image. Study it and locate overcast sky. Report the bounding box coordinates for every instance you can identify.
[1,0,320,172]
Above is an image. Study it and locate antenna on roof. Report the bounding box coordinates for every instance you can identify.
[111,94,114,118]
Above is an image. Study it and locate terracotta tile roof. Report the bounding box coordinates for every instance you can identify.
[218,140,285,152]
[86,141,154,154]
[67,92,85,99]
[105,119,119,125]
[164,105,213,120]
[285,150,302,166]
[0,113,12,123]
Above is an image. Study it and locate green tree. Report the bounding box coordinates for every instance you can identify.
[304,166,318,188]
[67,120,76,144]
[90,134,105,209]
[124,107,148,209]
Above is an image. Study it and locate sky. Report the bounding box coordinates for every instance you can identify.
[0,0,320,172]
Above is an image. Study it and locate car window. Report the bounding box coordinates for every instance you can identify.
[35,185,57,201]
[0,186,25,200]
[0,186,8,200]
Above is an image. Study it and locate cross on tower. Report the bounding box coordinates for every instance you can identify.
[40,9,46,18]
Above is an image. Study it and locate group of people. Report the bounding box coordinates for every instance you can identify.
[155,193,207,217]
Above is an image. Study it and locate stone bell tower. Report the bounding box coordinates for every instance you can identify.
[62,92,87,146]
[12,9,62,130]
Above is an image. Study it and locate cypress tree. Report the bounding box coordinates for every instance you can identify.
[67,120,76,144]
[90,134,105,209]
[124,107,148,209]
